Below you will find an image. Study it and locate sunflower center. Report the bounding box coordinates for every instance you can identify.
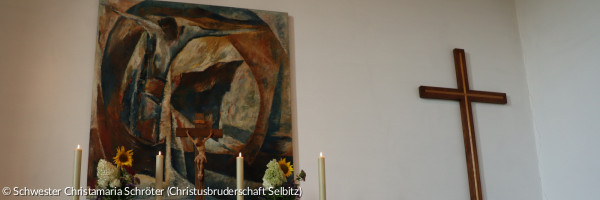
[119,154,129,163]
[279,163,288,174]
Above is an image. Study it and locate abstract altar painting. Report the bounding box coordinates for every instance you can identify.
[87,0,291,199]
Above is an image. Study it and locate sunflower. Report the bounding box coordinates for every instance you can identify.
[113,146,133,169]
[278,158,294,177]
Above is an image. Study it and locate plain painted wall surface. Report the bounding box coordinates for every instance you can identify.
[516,0,600,199]
[0,0,542,199]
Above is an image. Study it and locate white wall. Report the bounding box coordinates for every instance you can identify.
[0,0,542,199]
[515,0,600,200]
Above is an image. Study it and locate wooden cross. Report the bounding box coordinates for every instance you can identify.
[175,113,223,200]
[419,48,507,200]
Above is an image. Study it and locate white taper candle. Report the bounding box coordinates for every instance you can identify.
[318,152,326,200]
[237,152,244,200]
[156,151,164,200]
[72,145,82,200]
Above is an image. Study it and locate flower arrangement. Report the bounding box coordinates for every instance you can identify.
[94,146,139,200]
[260,158,306,200]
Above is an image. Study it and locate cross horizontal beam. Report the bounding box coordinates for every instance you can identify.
[175,128,223,138]
[419,86,507,104]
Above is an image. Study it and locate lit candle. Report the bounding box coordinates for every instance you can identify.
[156,151,164,200]
[318,152,326,200]
[236,152,244,200]
[72,145,82,200]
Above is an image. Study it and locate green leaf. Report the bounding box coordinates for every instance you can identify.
[296,170,306,182]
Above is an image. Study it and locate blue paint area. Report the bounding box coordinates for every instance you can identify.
[170,148,187,181]
[100,59,118,109]
[120,69,137,128]
[183,151,196,184]
[267,67,284,136]
[127,1,266,26]
[222,125,252,143]
[260,66,292,155]
[261,136,292,154]
[100,18,144,107]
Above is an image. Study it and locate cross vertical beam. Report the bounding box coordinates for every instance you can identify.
[419,48,507,200]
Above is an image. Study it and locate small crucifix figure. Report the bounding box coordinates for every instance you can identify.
[175,113,224,200]
[419,48,507,200]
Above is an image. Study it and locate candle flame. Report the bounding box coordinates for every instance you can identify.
[239,152,242,157]
[159,151,162,155]
[77,144,80,149]
[320,152,323,157]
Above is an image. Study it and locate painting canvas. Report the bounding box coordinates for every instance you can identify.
[87,0,292,199]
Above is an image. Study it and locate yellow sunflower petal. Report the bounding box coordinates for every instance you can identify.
[278,158,294,177]
[113,146,133,169]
